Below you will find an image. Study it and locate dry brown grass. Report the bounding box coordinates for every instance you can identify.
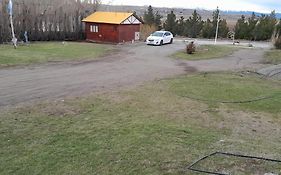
[140,24,157,41]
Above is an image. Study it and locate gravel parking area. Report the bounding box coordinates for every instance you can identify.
[0,39,272,107]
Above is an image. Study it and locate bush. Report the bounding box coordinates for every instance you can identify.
[140,24,157,41]
[274,37,281,49]
[186,42,196,54]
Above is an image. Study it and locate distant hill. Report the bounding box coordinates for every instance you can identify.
[223,10,281,19]
[99,5,281,29]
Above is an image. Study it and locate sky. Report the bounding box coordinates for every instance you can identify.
[102,0,281,13]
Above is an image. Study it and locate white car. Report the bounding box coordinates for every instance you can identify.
[146,31,174,46]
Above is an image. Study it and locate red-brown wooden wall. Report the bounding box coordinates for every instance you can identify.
[118,24,140,42]
[85,22,140,43]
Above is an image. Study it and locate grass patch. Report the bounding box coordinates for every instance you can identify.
[264,49,281,64]
[0,42,113,66]
[172,45,239,60]
[167,72,281,114]
[0,95,223,174]
[0,72,280,174]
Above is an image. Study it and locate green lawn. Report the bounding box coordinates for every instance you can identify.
[0,73,280,174]
[172,45,239,60]
[264,49,281,64]
[168,72,281,114]
[0,42,112,66]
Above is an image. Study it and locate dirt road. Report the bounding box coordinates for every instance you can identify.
[0,40,270,107]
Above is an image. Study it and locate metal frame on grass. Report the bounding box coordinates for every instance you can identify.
[187,152,281,175]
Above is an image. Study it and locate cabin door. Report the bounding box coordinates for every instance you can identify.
[135,32,140,40]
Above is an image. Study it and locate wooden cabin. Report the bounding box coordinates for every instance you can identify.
[82,12,142,43]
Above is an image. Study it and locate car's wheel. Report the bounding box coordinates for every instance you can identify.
[159,40,163,46]
[170,38,173,44]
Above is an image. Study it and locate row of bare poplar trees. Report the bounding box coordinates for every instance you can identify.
[0,0,100,43]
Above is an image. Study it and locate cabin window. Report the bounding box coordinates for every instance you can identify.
[90,25,99,33]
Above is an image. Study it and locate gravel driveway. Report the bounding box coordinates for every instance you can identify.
[0,39,271,107]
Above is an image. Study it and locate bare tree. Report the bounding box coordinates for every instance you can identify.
[0,0,101,43]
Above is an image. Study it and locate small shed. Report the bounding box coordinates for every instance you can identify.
[82,12,142,43]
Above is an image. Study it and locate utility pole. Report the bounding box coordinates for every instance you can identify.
[8,0,17,49]
[214,7,220,45]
